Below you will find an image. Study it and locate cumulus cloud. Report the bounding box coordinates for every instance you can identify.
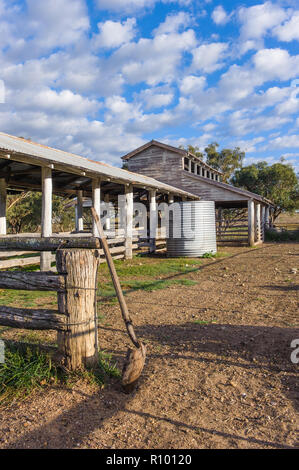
[212,6,230,25]
[112,29,196,85]
[137,86,174,109]
[191,42,229,73]
[265,134,299,149]
[237,2,288,53]
[154,11,192,35]
[180,75,206,95]
[93,18,136,49]
[95,0,192,14]
[273,11,299,42]
[238,2,287,40]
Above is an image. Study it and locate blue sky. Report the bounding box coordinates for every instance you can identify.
[0,0,298,172]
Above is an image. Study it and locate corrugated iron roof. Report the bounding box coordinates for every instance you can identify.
[183,171,274,206]
[0,132,199,199]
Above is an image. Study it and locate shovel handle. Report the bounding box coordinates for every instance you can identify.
[91,207,140,348]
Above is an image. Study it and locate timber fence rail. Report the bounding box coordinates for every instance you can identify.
[0,233,167,269]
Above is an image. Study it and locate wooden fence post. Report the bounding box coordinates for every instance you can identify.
[56,249,99,370]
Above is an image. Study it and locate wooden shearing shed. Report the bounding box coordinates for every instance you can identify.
[0,132,199,271]
[122,140,274,246]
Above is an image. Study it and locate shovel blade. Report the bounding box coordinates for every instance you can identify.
[122,343,146,393]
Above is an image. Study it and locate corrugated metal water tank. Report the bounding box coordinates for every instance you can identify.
[166,201,217,257]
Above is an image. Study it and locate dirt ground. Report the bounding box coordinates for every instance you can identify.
[0,242,298,449]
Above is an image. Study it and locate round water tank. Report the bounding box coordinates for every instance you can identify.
[166,201,217,257]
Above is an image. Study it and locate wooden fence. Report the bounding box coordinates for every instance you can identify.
[0,239,103,369]
[216,217,249,244]
[0,235,167,270]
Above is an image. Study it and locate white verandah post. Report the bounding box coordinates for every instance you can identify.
[149,189,157,253]
[40,167,53,271]
[0,178,7,235]
[75,190,84,232]
[104,193,111,232]
[255,203,262,244]
[92,178,101,237]
[125,184,133,260]
[248,199,255,247]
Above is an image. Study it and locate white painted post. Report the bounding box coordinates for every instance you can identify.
[0,178,7,235]
[261,205,266,241]
[255,203,261,243]
[125,184,133,259]
[149,189,157,253]
[168,194,174,204]
[104,193,111,231]
[40,167,52,271]
[76,190,84,232]
[92,178,101,237]
[203,168,207,178]
[265,206,270,229]
[188,159,192,172]
[248,199,255,247]
[194,163,198,175]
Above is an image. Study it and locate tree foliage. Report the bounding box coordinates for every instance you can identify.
[232,162,299,220]
[185,143,244,182]
[204,143,245,182]
[7,192,75,234]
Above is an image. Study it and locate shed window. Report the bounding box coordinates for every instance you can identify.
[191,161,195,173]
[202,168,205,177]
[184,157,189,171]
[197,166,201,175]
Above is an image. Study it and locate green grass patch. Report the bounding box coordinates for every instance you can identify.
[0,289,56,307]
[66,351,121,387]
[193,319,217,325]
[0,344,120,406]
[99,256,202,279]
[0,344,59,406]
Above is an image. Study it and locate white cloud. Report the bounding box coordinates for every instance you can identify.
[180,75,206,95]
[263,134,299,150]
[191,42,229,73]
[253,48,299,82]
[232,136,265,153]
[154,11,192,35]
[93,18,136,49]
[13,88,99,116]
[223,111,291,137]
[95,0,192,14]
[96,0,156,13]
[238,2,287,40]
[273,11,299,42]
[20,0,89,56]
[237,2,288,53]
[137,87,174,109]
[112,30,196,85]
[212,6,230,25]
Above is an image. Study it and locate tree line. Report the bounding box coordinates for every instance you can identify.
[187,142,299,221]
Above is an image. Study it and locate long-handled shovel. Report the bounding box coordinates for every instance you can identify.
[91,207,146,393]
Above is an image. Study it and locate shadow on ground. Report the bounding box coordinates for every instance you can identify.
[4,322,298,449]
